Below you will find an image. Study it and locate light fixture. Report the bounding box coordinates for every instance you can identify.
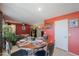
[38,7,42,11]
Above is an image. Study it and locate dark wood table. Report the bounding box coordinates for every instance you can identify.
[16,40,48,55]
[17,41,47,50]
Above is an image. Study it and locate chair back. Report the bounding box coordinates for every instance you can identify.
[34,50,46,56]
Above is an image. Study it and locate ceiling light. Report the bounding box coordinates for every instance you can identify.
[38,7,42,11]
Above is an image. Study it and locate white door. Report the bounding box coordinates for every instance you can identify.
[55,19,68,51]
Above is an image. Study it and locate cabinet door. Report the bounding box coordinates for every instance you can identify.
[69,28,79,55]
[55,19,68,51]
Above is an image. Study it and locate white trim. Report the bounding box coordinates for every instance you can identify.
[68,51,78,56]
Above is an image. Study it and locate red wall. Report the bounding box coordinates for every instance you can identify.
[5,23,31,35]
[45,11,79,24]
[44,25,55,44]
[15,24,30,35]
[16,24,22,35]
[4,15,31,35]
[44,11,79,55]
[69,28,79,55]
[25,24,30,34]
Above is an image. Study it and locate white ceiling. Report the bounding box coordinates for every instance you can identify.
[1,3,79,25]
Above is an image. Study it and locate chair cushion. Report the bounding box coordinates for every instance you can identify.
[11,49,28,56]
[35,50,46,56]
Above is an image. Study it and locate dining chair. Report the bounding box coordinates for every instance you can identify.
[34,50,46,56]
[11,49,28,56]
[33,45,48,56]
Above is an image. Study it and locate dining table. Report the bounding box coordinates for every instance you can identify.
[16,38,48,55]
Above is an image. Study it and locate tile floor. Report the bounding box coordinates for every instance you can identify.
[53,48,74,56]
[2,45,76,56]
[9,46,75,56]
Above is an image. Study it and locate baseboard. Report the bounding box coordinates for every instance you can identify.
[55,47,78,56]
[68,51,78,56]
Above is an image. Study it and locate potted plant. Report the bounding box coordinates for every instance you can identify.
[3,24,17,46]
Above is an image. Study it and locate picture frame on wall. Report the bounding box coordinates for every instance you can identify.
[22,24,26,31]
[68,18,79,27]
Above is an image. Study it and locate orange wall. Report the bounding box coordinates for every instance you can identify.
[45,11,79,25]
